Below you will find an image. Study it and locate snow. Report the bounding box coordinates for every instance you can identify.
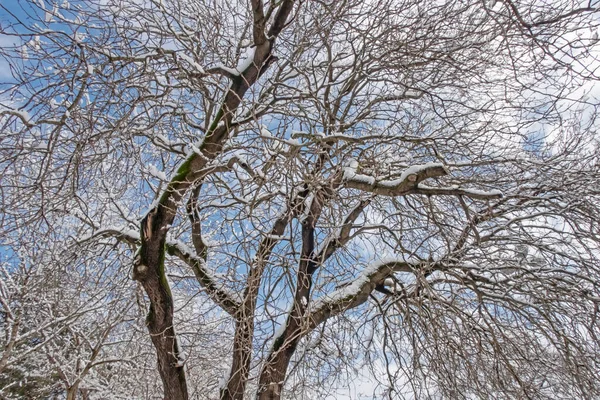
[218,374,229,390]
[299,193,315,222]
[417,183,503,197]
[169,239,243,304]
[214,64,239,76]
[285,138,301,147]
[235,46,256,74]
[310,256,424,312]
[260,126,273,138]
[400,162,445,180]
[214,46,256,76]
[177,53,206,74]
[347,172,376,185]
[344,161,446,188]
[79,225,241,302]
[309,259,397,312]
[147,164,167,181]
[378,162,445,188]
[272,321,287,343]
[189,142,203,157]
[154,133,184,149]
[0,107,32,126]
[343,159,376,185]
[461,188,503,196]
[315,228,340,255]
[260,125,302,149]
[265,234,287,240]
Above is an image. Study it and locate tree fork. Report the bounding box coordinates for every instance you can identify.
[134,208,189,400]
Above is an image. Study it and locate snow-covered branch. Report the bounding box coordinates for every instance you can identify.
[78,227,241,316]
[165,241,241,316]
[415,183,503,200]
[343,161,449,195]
[307,258,419,329]
[343,161,502,200]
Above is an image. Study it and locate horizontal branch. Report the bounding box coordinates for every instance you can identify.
[343,162,503,200]
[343,162,449,196]
[415,184,503,200]
[307,258,420,329]
[0,109,34,128]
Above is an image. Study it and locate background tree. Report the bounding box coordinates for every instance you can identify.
[1,0,600,399]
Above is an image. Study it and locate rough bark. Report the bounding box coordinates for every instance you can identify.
[65,383,79,400]
[134,205,189,400]
[133,2,297,397]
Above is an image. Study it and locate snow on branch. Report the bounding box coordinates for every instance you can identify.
[176,52,206,75]
[343,160,448,194]
[166,241,241,315]
[307,258,419,329]
[210,46,257,78]
[343,161,502,200]
[0,107,34,128]
[315,199,371,262]
[77,226,241,315]
[416,184,503,200]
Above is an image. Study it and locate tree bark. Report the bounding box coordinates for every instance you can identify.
[65,383,79,400]
[133,3,297,398]
[220,317,254,400]
[256,215,318,400]
[134,207,189,400]
[142,274,188,400]
[221,212,291,400]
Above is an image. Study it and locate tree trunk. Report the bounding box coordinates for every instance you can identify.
[256,221,317,400]
[256,328,299,400]
[220,319,253,400]
[66,382,79,400]
[130,5,296,398]
[256,277,309,400]
[135,209,189,400]
[142,273,188,400]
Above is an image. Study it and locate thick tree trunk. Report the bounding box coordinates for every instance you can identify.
[135,209,189,400]
[142,273,188,400]
[131,4,296,398]
[256,320,301,400]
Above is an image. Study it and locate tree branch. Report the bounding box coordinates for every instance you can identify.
[307,259,419,330]
[343,162,503,200]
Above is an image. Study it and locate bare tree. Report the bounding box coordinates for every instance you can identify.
[0,215,147,399]
[1,0,599,399]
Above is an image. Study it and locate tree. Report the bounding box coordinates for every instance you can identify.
[0,208,151,399]
[1,0,599,398]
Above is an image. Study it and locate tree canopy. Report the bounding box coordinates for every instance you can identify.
[1,0,600,399]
